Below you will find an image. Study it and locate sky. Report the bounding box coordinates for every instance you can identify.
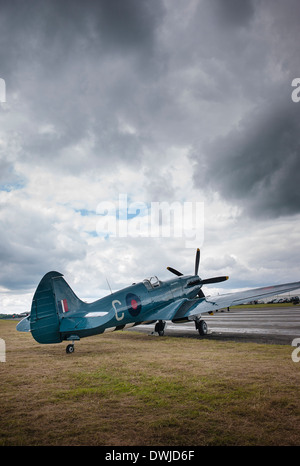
[1,0,300,314]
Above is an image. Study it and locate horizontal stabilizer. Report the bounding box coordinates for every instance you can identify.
[16,315,31,332]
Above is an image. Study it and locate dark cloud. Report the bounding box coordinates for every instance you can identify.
[92,0,163,54]
[0,0,164,64]
[2,0,300,198]
[188,0,300,218]
[191,94,300,218]
[207,0,255,28]
[0,0,165,175]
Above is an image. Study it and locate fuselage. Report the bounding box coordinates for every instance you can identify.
[59,275,203,340]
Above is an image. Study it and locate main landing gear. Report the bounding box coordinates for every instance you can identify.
[155,320,167,336]
[154,319,208,337]
[195,319,208,336]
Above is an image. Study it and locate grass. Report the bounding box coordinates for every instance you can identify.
[1,320,300,446]
[232,302,296,309]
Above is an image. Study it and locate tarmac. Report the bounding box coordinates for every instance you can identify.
[130,305,300,345]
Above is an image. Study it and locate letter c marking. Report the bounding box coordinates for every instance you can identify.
[112,299,124,321]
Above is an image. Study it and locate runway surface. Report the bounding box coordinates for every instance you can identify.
[129,305,300,345]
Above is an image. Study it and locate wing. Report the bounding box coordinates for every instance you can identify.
[172,280,300,321]
[143,298,188,322]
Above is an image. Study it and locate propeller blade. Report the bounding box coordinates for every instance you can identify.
[201,276,229,285]
[195,248,200,275]
[167,266,183,276]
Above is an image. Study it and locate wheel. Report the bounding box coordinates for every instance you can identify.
[198,320,208,336]
[155,320,166,336]
[66,344,74,354]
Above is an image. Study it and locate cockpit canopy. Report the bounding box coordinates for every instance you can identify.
[143,276,161,290]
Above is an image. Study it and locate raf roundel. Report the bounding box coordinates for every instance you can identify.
[126,293,142,317]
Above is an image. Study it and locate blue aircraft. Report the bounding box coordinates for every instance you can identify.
[17,249,300,353]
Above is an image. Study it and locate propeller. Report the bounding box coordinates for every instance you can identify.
[166,267,183,277]
[167,248,229,285]
[201,276,229,285]
[195,248,200,275]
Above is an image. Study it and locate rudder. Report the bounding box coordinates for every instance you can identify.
[30,271,84,344]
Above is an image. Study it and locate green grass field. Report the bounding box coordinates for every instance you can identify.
[1,320,300,446]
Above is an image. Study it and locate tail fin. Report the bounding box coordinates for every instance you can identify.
[30,271,83,344]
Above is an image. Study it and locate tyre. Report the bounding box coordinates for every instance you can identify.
[198,320,208,336]
[155,320,166,336]
[66,344,74,354]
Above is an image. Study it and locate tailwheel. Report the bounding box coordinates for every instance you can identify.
[66,343,75,354]
[195,319,208,336]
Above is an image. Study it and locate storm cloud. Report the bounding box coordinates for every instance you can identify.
[188,0,300,218]
[192,96,300,217]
